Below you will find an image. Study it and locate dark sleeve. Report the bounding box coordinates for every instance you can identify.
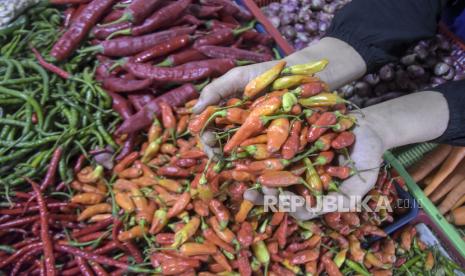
[434,79,465,146]
[325,0,443,72]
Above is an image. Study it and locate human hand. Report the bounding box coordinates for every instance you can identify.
[194,37,367,157]
[243,111,385,220]
[243,91,449,220]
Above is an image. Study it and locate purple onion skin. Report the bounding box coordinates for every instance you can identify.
[304,21,318,34]
[280,25,296,40]
[323,3,337,13]
[318,21,329,33]
[354,81,372,97]
[294,40,308,50]
[294,23,305,32]
[339,84,355,98]
[434,62,450,76]
[268,2,281,12]
[442,67,455,81]
[279,13,293,26]
[379,65,394,82]
[400,54,416,66]
[374,83,389,96]
[363,74,380,86]
[269,16,281,28]
[407,65,425,79]
[310,0,325,10]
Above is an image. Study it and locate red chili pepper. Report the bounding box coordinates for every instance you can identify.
[196,45,272,62]
[331,131,356,149]
[188,4,223,18]
[200,0,253,21]
[257,171,302,187]
[307,112,337,142]
[51,0,116,61]
[158,165,190,178]
[157,48,208,67]
[267,118,290,153]
[237,249,252,276]
[10,246,44,276]
[128,93,156,111]
[123,58,236,83]
[107,91,134,120]
[116,0,192,36]
[108,0,163,24]
[326,166,352,180]
[208,199,231,228]
[76,256,93,276]
[167,192,191,218]
[89,261,109,276]
[0,242,42,269]
[39,147,62,191]
[117,82,207,134]
[93,21,132,40]
[134,35,194,63]
[49,0,92,4]
[282,120,302,159]
[84,26,196,57]
[26,178,56,276]
[241,31,274,46]
[155,233,175,245]
[102,77,154,93]
[237,221,253,248]
[32,48,71,79]
[314,132,338,151]
[62,6,76,28]
[203,228,235,254]
[71,217,113,238]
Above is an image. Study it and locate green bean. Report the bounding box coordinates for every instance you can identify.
[23,104,32,135]
[0,86,43,127]
[0,118,27,127]
[0,76,42,86]
[0,98,23,105]
[0,125,11,140]
[43,105,61,131]
[0,59,14,82]
[0,148,33,164]
[344,259,370,276]
[2,35,21,58]
[9,59,25,79]
[0,135,60,148]
[22,60,50,105]
[96,111,117,149]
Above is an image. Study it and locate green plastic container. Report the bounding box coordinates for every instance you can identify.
[384,145,465,262]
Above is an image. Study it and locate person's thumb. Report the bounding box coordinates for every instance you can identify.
[192,67,249,114]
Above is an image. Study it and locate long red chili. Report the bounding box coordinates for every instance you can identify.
[103,77,153,93]
[0,242,42,269]
[32,48,71,79]
[10,246,43,276]
[188,4,223,18]
[200,0,253,21]
[26,178,56,276]
[40,146,62,191]
[126,0,192,36]
[85,26,196,57]
[123,58,236,82]
[109,0,163,24]
[307,112,337,142]
[71,217,113,238]
[196,45,272,62]
[51,0,117,61]
[157,48,208,67]
[133,35,194,63]
[117,81,208,134]
[54,244,141,271]
[76,256,94,276]
[128,93,157,111]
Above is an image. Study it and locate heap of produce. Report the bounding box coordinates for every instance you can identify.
[408,145,465,225]
[0,4,117,186]
[1,0,465,275]
[260,0,465,107]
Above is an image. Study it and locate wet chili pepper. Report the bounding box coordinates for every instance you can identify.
[258,171,303,187]
[200,0,253,20]
[282,59,329,75]
[209,216,236,244]
[107,0,162,25]
[237,221,253,248]
[172,217,201,248]
[203,227,235,254]
[240,134,268,147]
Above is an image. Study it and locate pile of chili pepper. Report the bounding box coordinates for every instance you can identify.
[45,0,278,141]
[25,112,457,275]
[188,59,358,197]
[0,4,118,188]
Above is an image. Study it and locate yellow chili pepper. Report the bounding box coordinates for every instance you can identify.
[172,216,201,248]
[298,92,345,107]
[235,200,254,223]
[244,61,286,99]
[272,75,318,90]
[78,203,112,221]
[281,59,329,75]
[304,158,322,195]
